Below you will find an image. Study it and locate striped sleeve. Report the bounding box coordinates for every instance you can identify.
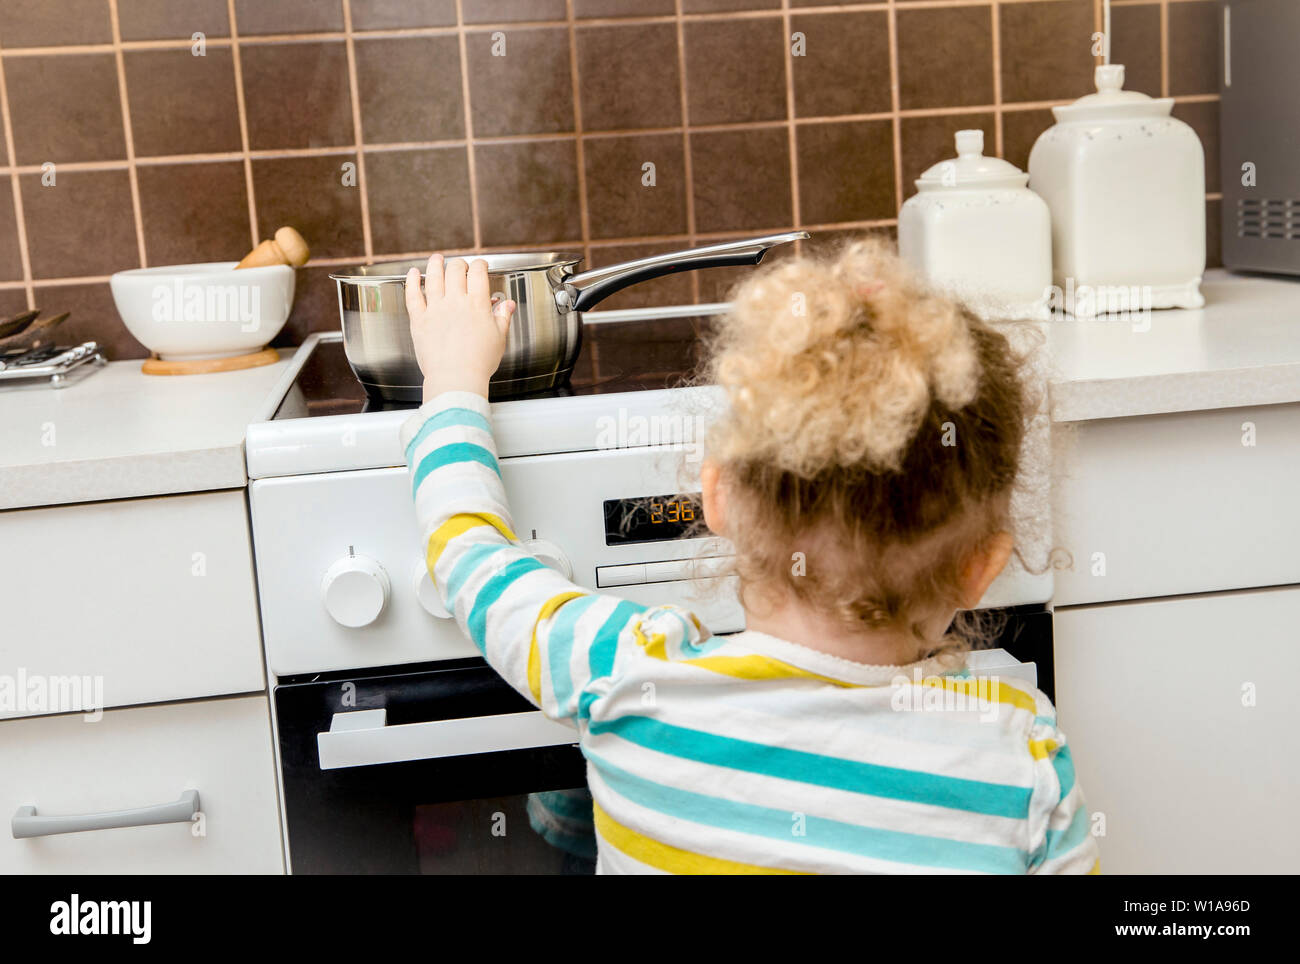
[1025,711,1101,875]
[401,391,652,724]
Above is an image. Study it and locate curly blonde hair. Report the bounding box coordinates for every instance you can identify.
[703,237,1026,644]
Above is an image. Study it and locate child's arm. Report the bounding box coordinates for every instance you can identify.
[1026,716,1101,874]
[401,255,697,722]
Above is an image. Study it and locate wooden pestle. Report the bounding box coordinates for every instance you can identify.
[237,226,309,269]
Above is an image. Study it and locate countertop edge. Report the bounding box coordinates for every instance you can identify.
[1049,363,1300,423]
[0,446,248,512]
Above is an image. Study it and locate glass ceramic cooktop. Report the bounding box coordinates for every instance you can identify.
[273,313,718,420]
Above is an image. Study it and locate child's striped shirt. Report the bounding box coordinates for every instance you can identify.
[403,391,1100,875]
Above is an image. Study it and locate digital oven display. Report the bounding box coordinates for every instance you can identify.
[603,493,701,546]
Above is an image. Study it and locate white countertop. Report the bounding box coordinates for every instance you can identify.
[0,350,296,511]
[1046,269,1300,422]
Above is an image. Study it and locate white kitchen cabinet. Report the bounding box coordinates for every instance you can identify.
[1052,402,1300,606]
[0,694,283,873]
[1053,585,1300,873]
[0,489,265,719]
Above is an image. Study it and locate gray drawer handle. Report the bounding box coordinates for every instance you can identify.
[11,789,199,839]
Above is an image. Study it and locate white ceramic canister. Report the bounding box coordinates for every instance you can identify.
[899,129,1052,321]
[1028,64,1205,316]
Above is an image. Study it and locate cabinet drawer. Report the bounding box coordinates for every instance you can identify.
[1053,403,1300,605]
[1054,586,1300,873]
[0,695,283,873]
[0,490,265,719]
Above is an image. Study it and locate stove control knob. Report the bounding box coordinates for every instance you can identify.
[322,554,390,628]
[522,538,573,581]
[413,564,452,619]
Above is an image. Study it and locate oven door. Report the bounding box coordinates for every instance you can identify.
[274,660,591,874]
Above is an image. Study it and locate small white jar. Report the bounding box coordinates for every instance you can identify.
[1028,64,1205,316]
[899,129,1052,321]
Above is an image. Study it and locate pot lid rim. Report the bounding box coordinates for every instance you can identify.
[331,253,584,282]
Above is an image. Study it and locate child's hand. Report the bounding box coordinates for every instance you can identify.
[405,253,516,402]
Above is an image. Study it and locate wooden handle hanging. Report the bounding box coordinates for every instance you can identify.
[237,226,309,269]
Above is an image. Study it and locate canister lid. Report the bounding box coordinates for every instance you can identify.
[915,130,1028,190]
[1051,64,1172,121]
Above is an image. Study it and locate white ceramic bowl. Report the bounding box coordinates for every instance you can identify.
[110,261,295,360]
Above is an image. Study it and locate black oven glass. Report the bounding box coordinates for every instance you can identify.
[275,660,591,875]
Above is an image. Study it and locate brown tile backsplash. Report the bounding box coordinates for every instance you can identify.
[137,161,251,265]
[364,147,474,254]
[117,0,230,41]
[234,0,344,36]
[0,188,22,281]
[0,0,112,47]
[1168,0,1220,97]
[691,127,791,233]
[349,0,455,31]
[474,139,581,247]
[0,0,1222,358]
[1110,2,1162,97]
[251,154,364,260]
[355,36,464,144]
[1000,0,1096,104]
[791,11,891,119]
[897,5,994,110]
[5,54,125,164]
[797,120,895,225]
[461,0,568,25]
[239,41,354,150]
[577,23,681,132]
[584,133,688,240]
[124,48,242,157]
[684,17,786,125]
[465,27,574,137]
[20,169,138,279]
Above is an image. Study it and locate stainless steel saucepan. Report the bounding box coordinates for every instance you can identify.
[331,231,808,401]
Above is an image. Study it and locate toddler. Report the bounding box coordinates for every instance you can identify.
[401,240,1099,874]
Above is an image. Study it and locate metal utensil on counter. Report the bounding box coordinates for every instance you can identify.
[330,231,808,401]
[0,341,105,387]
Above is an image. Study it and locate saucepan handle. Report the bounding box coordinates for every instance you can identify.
[557,231,809,313]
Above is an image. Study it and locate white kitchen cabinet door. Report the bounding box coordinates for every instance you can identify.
[1053,585,1300,873]
[0,489,265,719]
[1052,402,1300,606]
[0,694,283,873]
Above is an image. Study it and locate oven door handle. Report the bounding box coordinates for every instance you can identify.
[316,708,579,770]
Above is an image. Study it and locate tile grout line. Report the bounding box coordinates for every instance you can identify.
[226,0,260,252]
[455,0,482,252]
[566,0,592,273]
[341,0,374,262]
[674,0,699,305]
[1160,0,1170,97]
[887,0,902,214]
[107,0,147,268]
[991,1,1003,157]
[782,0,801,241]
[0,32,36,309]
